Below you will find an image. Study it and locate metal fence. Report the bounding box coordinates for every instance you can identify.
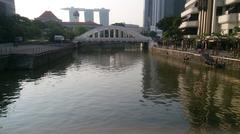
[0,44,69,56]
[0,48,12,56]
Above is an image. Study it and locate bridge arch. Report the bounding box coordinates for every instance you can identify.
[73,26,151,43]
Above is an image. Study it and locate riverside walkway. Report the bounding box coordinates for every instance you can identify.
[0,44,73,55]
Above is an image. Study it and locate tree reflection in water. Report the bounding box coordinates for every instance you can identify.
[0,55,74,117]
[143,54,240,133]
[1,50,240,134]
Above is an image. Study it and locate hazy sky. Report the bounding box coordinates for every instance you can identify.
[15,0,144,26]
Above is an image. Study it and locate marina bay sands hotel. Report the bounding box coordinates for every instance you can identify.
[62,7,110,26]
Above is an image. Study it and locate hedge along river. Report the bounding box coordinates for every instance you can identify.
[0,49,240,134]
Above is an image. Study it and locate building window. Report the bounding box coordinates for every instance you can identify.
[104,30,109,38]
[94,33,98,38]
[216,7,223,16]
[115,30,119,38]
[100,31,104,38]
[110,29,114,38]
[121,31,124,38]
[0,2,7,15]
[229,29,233,34]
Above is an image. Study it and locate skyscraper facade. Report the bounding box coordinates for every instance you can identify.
[143,0,153,30]
[0,0,15,16]
[62,7,110,26]
[84,10,94,22]
[99,8,110,26]
[144,0,185,30]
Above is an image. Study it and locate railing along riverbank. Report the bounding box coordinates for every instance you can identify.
[150,43,240,70]
[0,43,75,70]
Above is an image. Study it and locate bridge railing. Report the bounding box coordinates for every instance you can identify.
[76,37,150,43]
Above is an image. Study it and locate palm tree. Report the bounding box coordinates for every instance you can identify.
[210,32,223,56]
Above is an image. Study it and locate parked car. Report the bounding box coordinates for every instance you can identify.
[14,36,23,46]
[54,35,65,43]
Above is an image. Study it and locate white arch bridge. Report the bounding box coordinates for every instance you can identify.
[73,26,151,44]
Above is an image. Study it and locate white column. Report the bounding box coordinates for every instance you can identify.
[108,29,111,38]
[104,30,106,38]
[93,11,95,23]
[97,32,100,38]
[83,11,86,22]
[211,0,221,33]
[119,30,121,38]
[113,29,116,38]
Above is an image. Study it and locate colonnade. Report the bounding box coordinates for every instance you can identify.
[89,29,134,39]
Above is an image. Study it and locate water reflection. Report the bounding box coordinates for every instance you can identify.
[142,54,180,105]
[148,54,240,133]
[0,50,240,134]
[73,50,142,72]
[0,55,74,117]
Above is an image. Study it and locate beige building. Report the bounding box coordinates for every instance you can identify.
[217,0,240,34]
[180,0,240,38]
[179,0,199,38]
[197,0,214,36]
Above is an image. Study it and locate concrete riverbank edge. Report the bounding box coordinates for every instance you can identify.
[0,45,74,70]
[0,55,9,70]
[150,47,240,70]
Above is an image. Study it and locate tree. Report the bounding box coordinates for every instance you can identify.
[156,17,182,39]
[44,21,66,41]
[112,23,125,27]
[0,14,90,43]
[74,26,88,36]
[156,16,182,47]
[149,31,157,38]
[0,14,43,42]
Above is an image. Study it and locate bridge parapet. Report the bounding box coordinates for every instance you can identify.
[73,26,151,44]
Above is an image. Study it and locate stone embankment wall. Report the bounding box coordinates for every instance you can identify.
[150,47,240,70]
[0,56,9,70]
[0,46,74,70]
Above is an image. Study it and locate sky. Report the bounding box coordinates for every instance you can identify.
[15,0,144,26]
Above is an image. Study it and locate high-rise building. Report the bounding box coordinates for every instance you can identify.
[0,0,15,16]
[144,0,185,30]
[62,7,110,26]
[180,0,222,38]
[99,8,110,26]
[217,0,240,34]
[143,0,153,30]
[179,0,199,38]
[84,10,94,22]
[197,0,215,36]
[180,0,240,38]
[67,7,80,22]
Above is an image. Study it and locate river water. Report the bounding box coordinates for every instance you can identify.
[1,50,240,134]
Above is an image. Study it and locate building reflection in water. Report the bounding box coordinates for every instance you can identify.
[0,50,141,118]
[142,54,240,133]
[74,50,142,72]
[1,50,240,133]
[0,55,74,117]
[142,54,180,105]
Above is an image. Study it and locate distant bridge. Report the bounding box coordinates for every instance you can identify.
[73,26,151,44]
